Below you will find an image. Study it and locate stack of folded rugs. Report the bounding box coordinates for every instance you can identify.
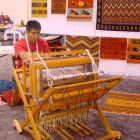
[0,80,22,106]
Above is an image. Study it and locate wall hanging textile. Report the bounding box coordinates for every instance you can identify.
[100,37,127,60]
[66,35,99,57]
[51,0,66,14]
[67,0,94,21]
[31,0,47,18]
[127,38,140,64]
[102,91,140,116]
[96,0,140,31]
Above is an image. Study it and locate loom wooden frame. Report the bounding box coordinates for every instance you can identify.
[13,50,122,140]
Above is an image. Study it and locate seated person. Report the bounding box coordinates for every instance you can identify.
[14,20,50,88]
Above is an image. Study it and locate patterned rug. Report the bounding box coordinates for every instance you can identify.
[67,0,93,21]
[102,91,140,116]
[31,0,47,18]
[66,35,99,57]
[100,37,127,60]
[0,80,15,95]
[96,0,140,31]
[127,38,140,64]
[2,89,23,106]
[0,80,22,106]
[51,0,66,14]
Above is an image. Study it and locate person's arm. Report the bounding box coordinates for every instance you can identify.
[14,39,30,60]
[19,51,31,60]
[42,39,50,53]
[40,39,51,59]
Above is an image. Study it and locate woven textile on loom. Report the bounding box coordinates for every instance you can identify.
[102,91,140,116]
[31,0,47,18]
[100,37,127,60]
[127,38,140,64]
[66,35,99,57]
[67,0,93,21]
[51,0,66,14]
[96,0,140,32]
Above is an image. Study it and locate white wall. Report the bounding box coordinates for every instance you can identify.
[0,0,30,25]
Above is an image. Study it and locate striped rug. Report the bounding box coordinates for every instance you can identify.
[102,91,140,116]
[66,35,99,57]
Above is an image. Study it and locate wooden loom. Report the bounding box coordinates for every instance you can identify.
[13,50,122,140]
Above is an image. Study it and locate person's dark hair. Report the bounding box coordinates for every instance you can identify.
[26,20,41,32]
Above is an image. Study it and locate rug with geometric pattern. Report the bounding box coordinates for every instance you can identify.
[31,0,47,17]
[51,0,66,14]
[102,91,140,116]
[66,35,99,57]
[100,37,127,60]
[127,38,140,64]
[96,0,140,32]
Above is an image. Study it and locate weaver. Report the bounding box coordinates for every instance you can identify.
[13,50,122,140]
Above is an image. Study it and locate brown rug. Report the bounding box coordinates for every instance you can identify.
[102,91,140,116]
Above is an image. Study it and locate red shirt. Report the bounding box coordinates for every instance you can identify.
[14,37,50,68]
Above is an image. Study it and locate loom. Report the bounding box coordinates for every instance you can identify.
[13,50,122,140]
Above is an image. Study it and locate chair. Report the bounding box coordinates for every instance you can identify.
[11,55,19,110]
[12,55,17,69]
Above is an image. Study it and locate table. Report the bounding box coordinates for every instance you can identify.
[4,27,26,41]
[0,27,7,40]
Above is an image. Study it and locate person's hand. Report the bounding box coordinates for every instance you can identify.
[35,56,51,61]
[42,56,51,60]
